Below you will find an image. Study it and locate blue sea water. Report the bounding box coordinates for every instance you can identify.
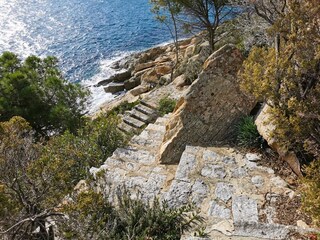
[0,0,173,110]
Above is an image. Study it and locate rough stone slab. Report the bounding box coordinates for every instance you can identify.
[130,135,162,149]
[140,99,158,110]
[211,220,234,236]
[271,177,288,188]
[231,167,247,178]
[135,104,156,116]
[234,222,290,240]
[130,109,152,123]
[208,201,231,219]
[154,117,168,126]
[203,149,219,162]
[163,180,193,207]
[113,148,156,165]
[201,164,226,179]
[191,179,208,206]
[145,123,166,132]
[232,195,258,223]
[139,128,165,141]
[215,182,234,202]
[246,153,261,162]
[118,122,137,134]
[222,156,236,165]
[251,176,264,187]
[104,157,124,168]
[185,145,202,154]
[175,152,197,181]
[123,115,146,129]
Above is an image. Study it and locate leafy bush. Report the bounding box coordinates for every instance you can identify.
[0,52,89,136]
[0,115,126,239]
[158,97,177,116]
[299,159,320,227]
[239,1,320,158]
[61,189,203,240]
[236,116,261,148]
[43,113,126,183]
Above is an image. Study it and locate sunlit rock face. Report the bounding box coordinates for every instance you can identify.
[158,44,256,164]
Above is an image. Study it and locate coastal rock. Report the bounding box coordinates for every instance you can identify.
[134,62,156,73]
[158,44,256,164]
[141,69,159,84]
[124,77,141,90]
[155,64,172,76]
[138,47,166,63]
[104,82,125,93]
[184,44,196,58]
[129,85,149,96]
[96,70,131,87]
[255,104,302,177]
[173,74,188,89]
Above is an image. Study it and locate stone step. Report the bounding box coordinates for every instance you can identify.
[140,99,158,110]
[113,147,156,165]
[118,122,137,134]
[130,109,153,123]
[123,116,146,129]
[135,104,157,116]
[130,135,162,150]
[139,128,166,141]
[154,117,168,126]
[145,123,166,133]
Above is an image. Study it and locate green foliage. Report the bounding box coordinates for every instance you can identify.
[299,159,320,227]
[43,113,126,184]
[61,188,203,240]
[0,52,89,136]
[239,0,320,226]
[158,97,177,116]
[0,116,66,239]
[236,116,261,148]
[0,115,126,238]
[239,0,320,157]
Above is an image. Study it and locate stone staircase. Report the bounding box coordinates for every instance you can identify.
[118,100,159,134]
[91,113,177,202]
[91,115,316,240]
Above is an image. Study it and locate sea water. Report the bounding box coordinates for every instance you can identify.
[0,0,173,111]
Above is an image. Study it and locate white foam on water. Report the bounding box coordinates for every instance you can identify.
[83,51,135,114]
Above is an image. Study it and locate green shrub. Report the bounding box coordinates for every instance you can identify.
[236,116,261,148]
[61,189,203,240]
[158,97,177,116]
[0,52,89,136]
[44,113,126,183]
[299,159,320,227]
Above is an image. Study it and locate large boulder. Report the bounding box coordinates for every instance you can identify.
[96,70,131,86]
[158,44,256,164]
[129,85,149,96]
[124,77,141,91]
[155,64,172,76]
[255,104,302,177]
[141,69,159,84]
[104,82,125,94]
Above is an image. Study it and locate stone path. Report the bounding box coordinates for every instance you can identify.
[91,114,178,202]
[90,114,316,240]
[117,81,187,134]
[118,100,158,134]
